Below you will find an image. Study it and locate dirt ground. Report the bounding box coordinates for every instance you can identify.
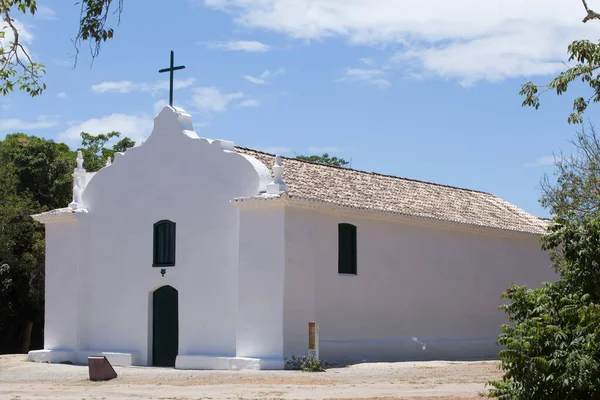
[0,355,501,400]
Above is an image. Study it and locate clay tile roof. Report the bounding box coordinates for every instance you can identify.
[236,146,550,235]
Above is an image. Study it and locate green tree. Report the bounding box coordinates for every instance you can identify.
[0,195,45,353]
[0,134,74,353]
[78,131,135,171]
[520,1,600,123]
[487,215,600,399]
[540,122,600,220]
[1,0,123,97]
[0,133,75,208]
[0,131,134,354]
[487,3,600,392]
[295,153,351,168]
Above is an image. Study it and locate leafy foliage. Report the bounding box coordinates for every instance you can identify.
[0,134,73,353]
[498,6,600,395]
[540,123,600,220]
[489,282,600,399]
[73,0,123,65]
[0,0,46,96]
[1,0,122,97]
[284,354,326,372]
[487,214,600,399]
[0,133,75,208]
[520,1,600,123]
[542,215,600,299]
[295,153,351,168]
[0,131,133,354]
[78,131,134,171]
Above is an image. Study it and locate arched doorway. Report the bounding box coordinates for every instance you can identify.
[152,285,178,367]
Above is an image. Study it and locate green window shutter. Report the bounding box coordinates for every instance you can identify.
[153,220,176,267]
[338,223,357,274]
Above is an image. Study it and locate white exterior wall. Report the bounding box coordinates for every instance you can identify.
[283,208,317,358]
[282,206,555,363]
[43,222,83,352]
[237,206,286,369]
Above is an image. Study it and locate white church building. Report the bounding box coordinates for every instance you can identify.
[28,105,554,370]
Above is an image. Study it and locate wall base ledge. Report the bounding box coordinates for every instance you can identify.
[176,355,284,370]
[75,350,138,366]
[28,349,75,364]
[28,349,138,366]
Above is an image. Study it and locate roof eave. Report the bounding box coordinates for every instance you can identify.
[232,193,548,238]
[31,208,89,224]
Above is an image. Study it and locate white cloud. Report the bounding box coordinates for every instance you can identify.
[0,116,57,132]
[204,0,600,84]
[57,92,67,98]
[1,19,34,59]
[153,100,169,115]
[525,155,556,168]
[91,78,196,94]
[393,27,568,86]
[59,114,154,145]
[191,87,244,112]
[359,57,376,67]
[336,67,390,88]
[36,5,57,20]
[2,19,34,44]
[239,99,261,107]
[92,81,135,94]
[243,68,285,84]
[208,40,271,52]
[243,75,267,85]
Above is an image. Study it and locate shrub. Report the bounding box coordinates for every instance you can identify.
[284,354,326,372]
[486,215,600,399]
[487,282,600,399]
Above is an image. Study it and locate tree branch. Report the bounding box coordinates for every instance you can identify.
[1,1,46,96]
[582,0,600,22]
[72,0,123,67]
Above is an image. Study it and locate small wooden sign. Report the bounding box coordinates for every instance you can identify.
[88,356,118,381]
[308,321,319,359]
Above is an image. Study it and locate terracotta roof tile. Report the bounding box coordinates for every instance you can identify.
[236,146,549,235]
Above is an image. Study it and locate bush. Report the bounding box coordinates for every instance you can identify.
[284,354,326,372]
[487,282,600,399]
[486,215,600,399]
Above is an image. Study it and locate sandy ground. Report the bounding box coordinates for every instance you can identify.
[0,355,500,400]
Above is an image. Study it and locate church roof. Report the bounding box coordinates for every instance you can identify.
[236,147,550,236]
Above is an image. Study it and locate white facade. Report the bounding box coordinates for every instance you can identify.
[278,205,554,361]
[28,106,554,369]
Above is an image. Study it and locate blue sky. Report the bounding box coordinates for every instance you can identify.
[2,0,600,218]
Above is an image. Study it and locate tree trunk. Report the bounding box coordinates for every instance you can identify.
[21,320,33,354]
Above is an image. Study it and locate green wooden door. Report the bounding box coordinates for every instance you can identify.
[152,285,179,367]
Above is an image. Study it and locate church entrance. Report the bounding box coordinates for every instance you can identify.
[152,285,179,367]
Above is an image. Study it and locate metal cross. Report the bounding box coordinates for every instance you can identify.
[158,50,186,106]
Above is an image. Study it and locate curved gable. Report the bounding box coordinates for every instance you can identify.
[82,106,267,213]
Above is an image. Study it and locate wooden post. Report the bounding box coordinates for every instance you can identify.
[21,320,33,354]
[308,321,319,360]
